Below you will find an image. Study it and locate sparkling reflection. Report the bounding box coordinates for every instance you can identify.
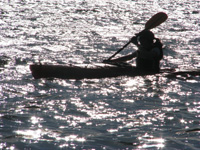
[57,135,86,142]
[30,116,43,124]
[138,134,165,149]
[122,77,145,92]
[15,129,43,140]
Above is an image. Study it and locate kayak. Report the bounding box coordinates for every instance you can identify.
[29,63,200,79]
[29,13,171,80]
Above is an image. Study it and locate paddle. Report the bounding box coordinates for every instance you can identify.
[106,12,168,61]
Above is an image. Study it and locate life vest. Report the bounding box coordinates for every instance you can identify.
[136,42,163,72]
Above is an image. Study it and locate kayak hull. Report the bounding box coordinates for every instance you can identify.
[30,64,200,79]
[30,64,161,79]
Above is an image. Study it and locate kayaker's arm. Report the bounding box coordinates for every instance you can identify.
[130,36,139,47]
[104,51,137,63]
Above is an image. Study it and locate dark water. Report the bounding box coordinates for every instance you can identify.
[0,0,200,149]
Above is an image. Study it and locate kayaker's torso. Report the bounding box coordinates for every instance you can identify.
[136,43,163,72]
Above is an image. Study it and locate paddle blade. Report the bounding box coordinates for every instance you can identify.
[145,12,168,30]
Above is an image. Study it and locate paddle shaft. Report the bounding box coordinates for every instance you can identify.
[107,41,131,60]
[107,12,168,61]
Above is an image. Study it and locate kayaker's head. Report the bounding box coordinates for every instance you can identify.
[138,30,155,48]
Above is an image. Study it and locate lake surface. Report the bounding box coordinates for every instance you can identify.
[0,0,200,149]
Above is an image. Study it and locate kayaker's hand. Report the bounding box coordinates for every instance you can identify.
[130,36,138,45]
[154,38,163,49]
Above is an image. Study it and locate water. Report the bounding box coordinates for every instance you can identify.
[0,0,200,149]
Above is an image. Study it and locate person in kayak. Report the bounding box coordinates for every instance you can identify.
[105,30,163,72]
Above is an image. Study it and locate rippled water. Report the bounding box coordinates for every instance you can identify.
[0,0,200,149]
